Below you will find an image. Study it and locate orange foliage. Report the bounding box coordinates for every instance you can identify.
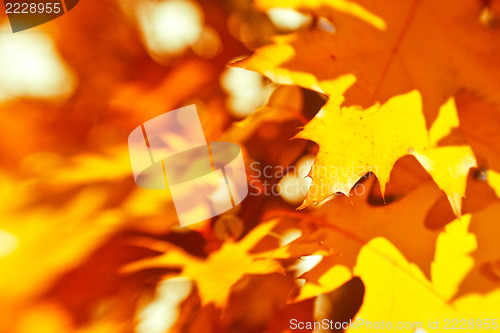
[0,0,500,332]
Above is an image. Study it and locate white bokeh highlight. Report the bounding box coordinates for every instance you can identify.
[0,23,75,102]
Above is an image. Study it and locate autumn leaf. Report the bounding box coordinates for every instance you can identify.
[233,0,500,214]
[234,0,495,213]
[123,219,324,307]
[239,0,500,115]
[295,89,476,214]
[268,176,444,301]
[349,215,500,332]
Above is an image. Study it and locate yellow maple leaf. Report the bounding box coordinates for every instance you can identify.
[123,219,324,307]
[295,89,476,214]
[348,215,500,332]
[233,0,499,214]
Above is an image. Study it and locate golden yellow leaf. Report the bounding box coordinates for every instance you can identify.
[295,264,352,302]
[123,219,323,307]
[295,90,476,214]
[349,216,500,332]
